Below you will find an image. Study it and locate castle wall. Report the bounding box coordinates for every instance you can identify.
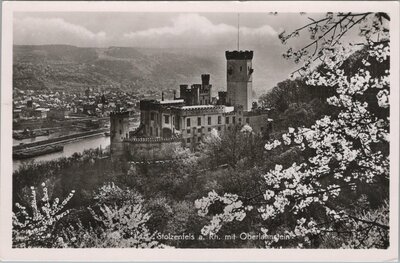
[124,138,182,161]
[110,141,125,160]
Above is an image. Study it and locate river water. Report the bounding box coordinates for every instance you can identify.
[13,119,139,172]
[13,135,110,172]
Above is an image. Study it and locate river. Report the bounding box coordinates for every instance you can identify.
[13,135,110,172]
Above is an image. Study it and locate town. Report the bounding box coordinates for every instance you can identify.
[12,86,141,163]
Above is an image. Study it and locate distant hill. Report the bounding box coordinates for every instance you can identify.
[13,45,227,98]
[13,44,285,99]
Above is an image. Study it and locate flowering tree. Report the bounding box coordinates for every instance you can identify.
[12,183,75,248]
[59,182,169,248]
[195,12,390,248]
[198,126,265,169]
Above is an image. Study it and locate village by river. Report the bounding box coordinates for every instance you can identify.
[13,135,110,172]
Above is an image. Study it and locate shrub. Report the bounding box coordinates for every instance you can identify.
[12,183,74,248]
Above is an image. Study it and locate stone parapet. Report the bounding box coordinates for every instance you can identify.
[225,50,254,60]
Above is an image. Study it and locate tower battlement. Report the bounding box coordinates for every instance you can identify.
[225,50,253,60]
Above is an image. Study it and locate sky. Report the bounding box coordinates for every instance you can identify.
[13,12,314,48]
[13,12,327,92]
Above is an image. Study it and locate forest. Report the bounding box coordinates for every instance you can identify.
[12,12,390,249]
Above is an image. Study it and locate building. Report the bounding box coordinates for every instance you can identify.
[179,74,212,106]
[47,108,68,120]
[110,49,270,160]
[226,50,254,112]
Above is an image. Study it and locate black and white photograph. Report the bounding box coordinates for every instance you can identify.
[1,1,399,261]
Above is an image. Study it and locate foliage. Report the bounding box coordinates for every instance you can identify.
[59,182,169,248]
[13,148,123,209]
[199,126,266,168]
[12,183,75,248]
[195,12,390,248]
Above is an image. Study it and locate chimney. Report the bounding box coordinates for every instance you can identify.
[201,74,210,86]
[161,92,164,101]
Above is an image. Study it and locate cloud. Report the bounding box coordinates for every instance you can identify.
[13,14,279,48]
[14,17,106,46]
[123,14,278,48]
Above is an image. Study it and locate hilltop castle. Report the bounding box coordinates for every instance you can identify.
[110,50,271,161]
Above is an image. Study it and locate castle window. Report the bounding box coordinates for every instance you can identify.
[208,116,211,125]
[226,117,229,124]
[218,116,221,124]
[228,126,231,131]
[150,112,155,121]
[198,137,202,142]
[246,118,250,124]
[197,117,201,126]
[164,115,169,124]
[187,129,191,134]
[233,117,236,124]
[240,66,243,72]
[156,128,158,136]
[187,138,191,143]
[198,128,202,133]
[239,118,242,123]
[218,127,221,131]
[187,118,191,127]
[150,127,153,136]
[208,127,211,132]
[119,129,122,135]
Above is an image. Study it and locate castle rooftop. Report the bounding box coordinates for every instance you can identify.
[181,105,217,110]
[160,99,184,104]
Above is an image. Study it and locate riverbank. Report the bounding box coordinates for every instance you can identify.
[13,134,111,172]
[13,128,108,151]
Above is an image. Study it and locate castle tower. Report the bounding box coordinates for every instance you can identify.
[225,50,254,111]
[110,111,130,157]
[200,74,212,105]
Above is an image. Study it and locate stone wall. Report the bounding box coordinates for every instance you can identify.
[123,137,182,161]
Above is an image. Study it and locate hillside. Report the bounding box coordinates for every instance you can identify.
[13,45,231,98]
[13,45,280,98]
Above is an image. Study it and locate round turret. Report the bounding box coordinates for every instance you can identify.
[110,111,130,142]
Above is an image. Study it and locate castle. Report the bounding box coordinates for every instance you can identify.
[110,50,271,161]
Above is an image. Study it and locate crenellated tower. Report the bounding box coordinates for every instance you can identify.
[225,50,254,112]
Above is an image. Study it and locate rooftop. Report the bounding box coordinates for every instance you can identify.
[159,99,185,104]
[181,105,217,110]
